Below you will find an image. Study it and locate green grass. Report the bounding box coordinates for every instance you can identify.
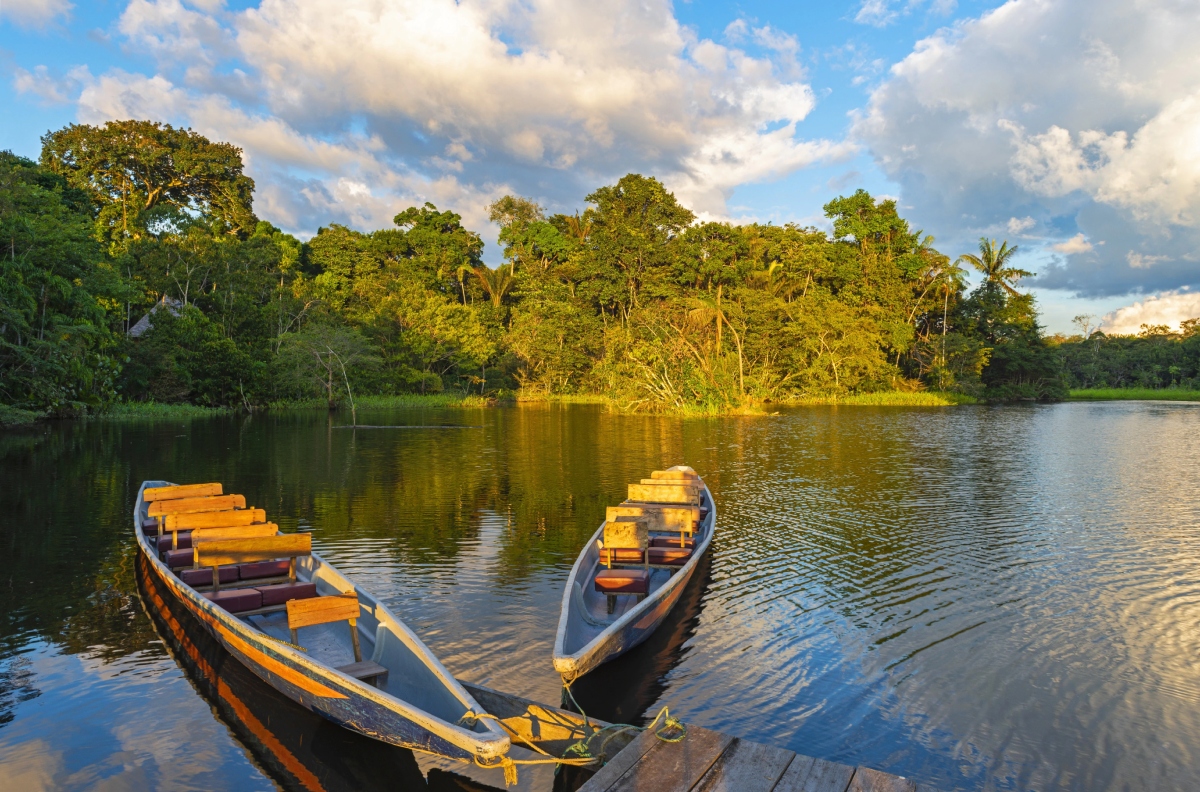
[516,393,610,405]
[96,402,233,420]
[270,393,494,410]
[1069,388,1200,402]
[783,391,978,407]
[0,404,43,427]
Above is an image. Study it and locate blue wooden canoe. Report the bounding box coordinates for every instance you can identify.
[553,466,716,680]
[134,480,510,764]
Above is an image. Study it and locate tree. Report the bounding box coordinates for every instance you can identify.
[40,121,256,246]
[956,238,1033,297]
[276,324,379,414]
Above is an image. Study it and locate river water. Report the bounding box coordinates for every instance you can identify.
[1,402,1198,791]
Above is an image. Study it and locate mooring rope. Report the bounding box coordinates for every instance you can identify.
[460,677,687,787]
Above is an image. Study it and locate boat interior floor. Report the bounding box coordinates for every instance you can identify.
[246,610,387,682]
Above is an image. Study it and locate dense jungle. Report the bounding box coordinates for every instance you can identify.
[9,119,1174,422]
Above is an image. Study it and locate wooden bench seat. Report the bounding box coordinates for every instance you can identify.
[336,660,389,685]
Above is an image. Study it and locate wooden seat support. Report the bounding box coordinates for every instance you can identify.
[286,594,388,686]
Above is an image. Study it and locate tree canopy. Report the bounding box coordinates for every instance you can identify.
[0,120,1083,418]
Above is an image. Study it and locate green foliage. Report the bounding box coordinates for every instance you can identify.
[40,120,256,248]
[1069,387,1200,401]
[0,152,124,414]
[3,120,1070,419]
[1057,322,1200,390]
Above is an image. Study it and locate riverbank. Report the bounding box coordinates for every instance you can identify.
[1,389,978,428]
[1069,388,1200,402]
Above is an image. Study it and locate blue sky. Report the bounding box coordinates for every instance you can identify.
[4,0,1200,334]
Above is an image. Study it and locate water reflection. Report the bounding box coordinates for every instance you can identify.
[2,403,1200,791]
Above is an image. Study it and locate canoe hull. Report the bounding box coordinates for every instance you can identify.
[134,481,507,763]
[553,475,716,679]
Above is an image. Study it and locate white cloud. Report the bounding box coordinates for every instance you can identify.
[48,0,848,245]
[856,0,1200,297]
[1127,251,1166,270]
[1051,233,1092,255]
[854,0,957,28]
[12,64,91,105]
[1101,290,1200,335]
[0,0,72,28]
[1007,215,1035,235]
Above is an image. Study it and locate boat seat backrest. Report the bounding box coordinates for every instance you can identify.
[148,494,247,518]
[602,517,647,568]
[190,524,279,543]
[144,483,223,502]
[193,534,311,591]
[287,594,364,662]
[625,482,699,506]
[164,509,266,531]
[607,504,698,536]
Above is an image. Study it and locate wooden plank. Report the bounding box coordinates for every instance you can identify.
[774,756,855,792]
[577,727,661,792]
[191,524,278,543]
[144,482,222,501]
[608,504,699,532]
[651,470,699,481]
[195,533,311,567]
[627,484,699,506]
[605,724,733,792]
[336,660,388,681]
[692,738,796,792]
[165,509,266,530]
[287,594,358,630]
[148,494,246,517]
[846,767,916,792]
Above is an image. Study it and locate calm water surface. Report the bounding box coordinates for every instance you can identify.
[1,403,1199,791]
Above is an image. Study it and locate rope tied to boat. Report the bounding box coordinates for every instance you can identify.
[459,710,599,787]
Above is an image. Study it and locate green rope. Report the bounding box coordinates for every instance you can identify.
[559,676,687,761]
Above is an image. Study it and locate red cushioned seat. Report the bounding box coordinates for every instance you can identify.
[180,566,238,587]
[650,536,695,549]
[601,547,645,565]
[594,568,650,594]
[238,560,291,580]
[203,588,262,613]
[255,582,317,607]
[157,532,192,553]
[163,549,193,568]
[648,547,692,566]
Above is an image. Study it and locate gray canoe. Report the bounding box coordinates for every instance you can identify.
[134,480,510,763]
[553,471,716,680]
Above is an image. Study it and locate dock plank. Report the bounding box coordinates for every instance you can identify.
[846,767,917,792]
[604,724,733,792]
[692,737,796,792]
[773,755,856,792]
[578,727,661,791]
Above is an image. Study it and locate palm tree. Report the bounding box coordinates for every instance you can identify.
[471,264,515,308]
[956,238,1033,297]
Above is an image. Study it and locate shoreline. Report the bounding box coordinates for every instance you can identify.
[1068,388,1200,402]
[1,390,983,428]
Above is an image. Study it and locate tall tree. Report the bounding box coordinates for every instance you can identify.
[40,120,256,247]
[956,238,1032,297]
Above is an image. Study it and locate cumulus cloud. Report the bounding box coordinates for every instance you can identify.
[1101,290,1200,335]
[0,0,72,28]
[855,0,957,28]
[75,0,848,241]
[856,0,1200,297]
[1051,233,1092,255]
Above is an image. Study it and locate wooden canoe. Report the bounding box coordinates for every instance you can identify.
[552,466,716,680]
[134,480,510,764]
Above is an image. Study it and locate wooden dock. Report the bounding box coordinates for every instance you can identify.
[459,682,934,792]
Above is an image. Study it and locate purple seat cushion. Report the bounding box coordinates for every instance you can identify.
[142,519,160,534]
[157,532,192,553]
[595,568,650,594]
[238,560,291,580]
[163,549,194,569]
[650,536,696,549]
[256,582,318,607]
[648,547,692,566]
[180,566,239,587]
[203,588,262,614]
